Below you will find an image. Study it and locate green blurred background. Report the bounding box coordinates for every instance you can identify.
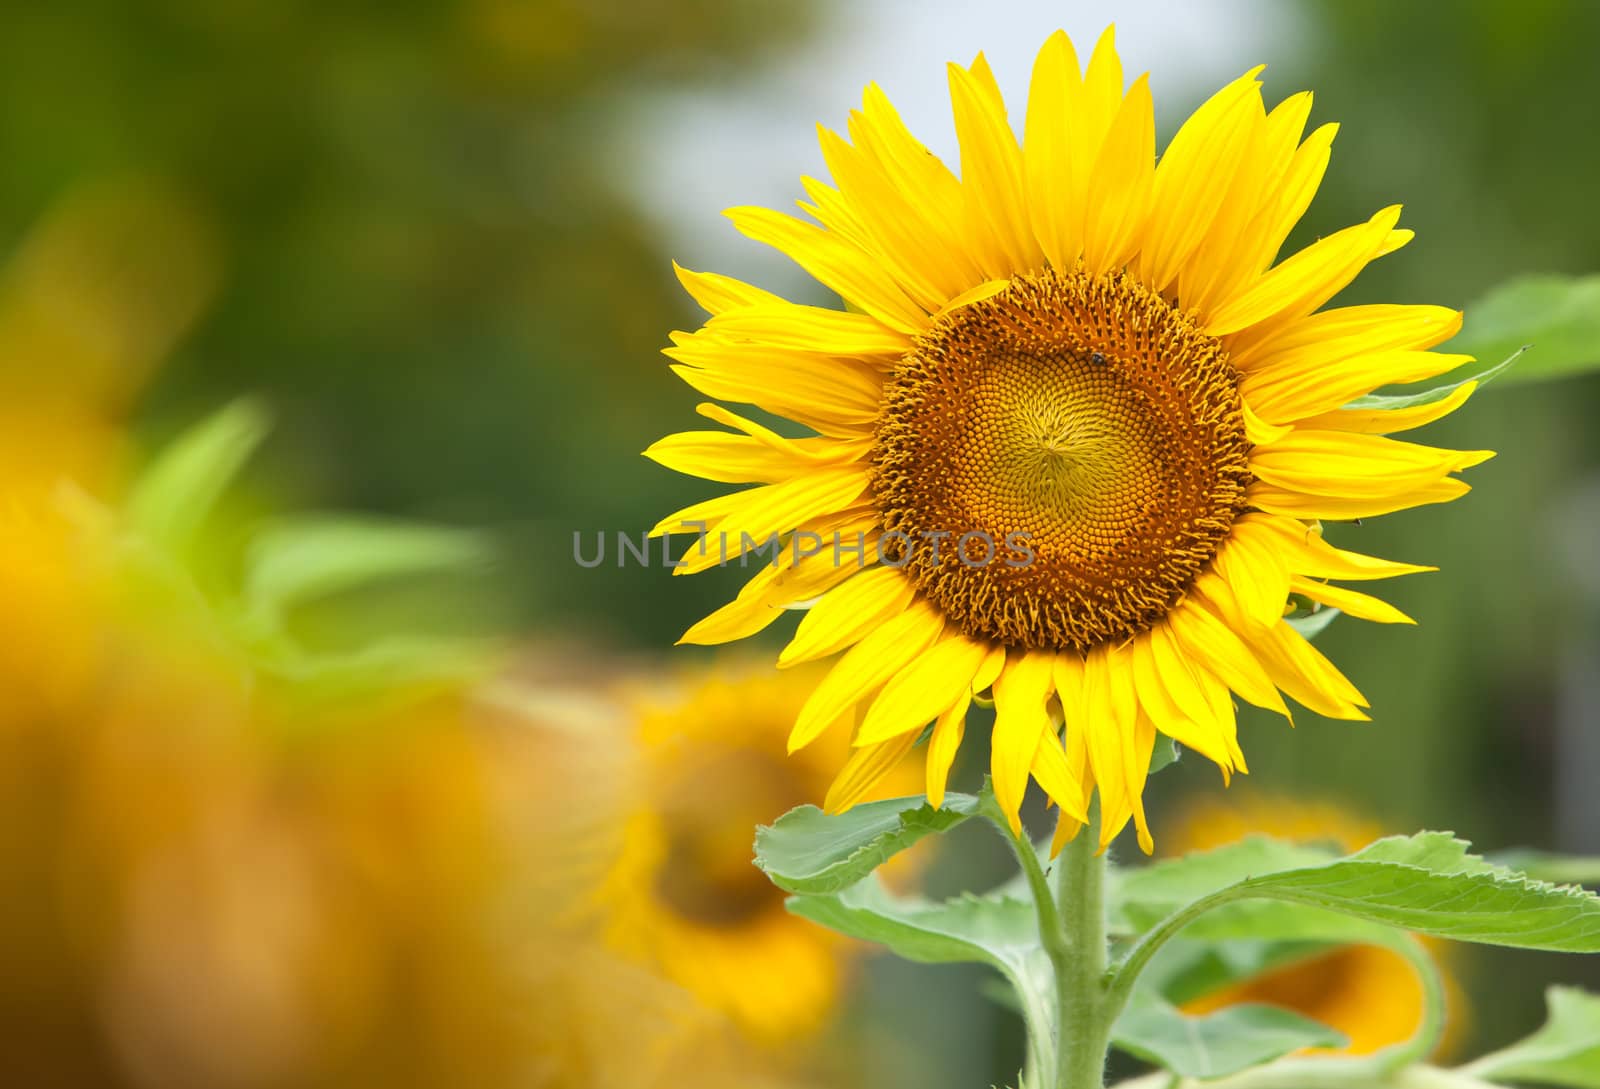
[3,0,1598,1085]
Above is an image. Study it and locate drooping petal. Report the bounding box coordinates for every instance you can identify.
[1166,596,1291,719]
[825,730,921,814]
[789,601,945,751]
[990,652,1058,834]
[855,630,992,745]
[925,689,973,809]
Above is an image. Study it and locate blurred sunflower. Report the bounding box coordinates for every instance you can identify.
[0,182,216,720]
[1168,793,1463,1056]
[647,26,1488,850]
[596,661,923,1045]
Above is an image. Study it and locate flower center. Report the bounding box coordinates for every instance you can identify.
[652,746,806,927]
[871,267,1252,652]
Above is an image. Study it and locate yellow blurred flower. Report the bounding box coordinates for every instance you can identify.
[594,660,924,1046]
[0,181,217,721]
[1169,792,1463,1056]
[0,241,791,1084]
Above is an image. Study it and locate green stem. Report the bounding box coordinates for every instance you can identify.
[1374,935,1448,1074]
[988,795,1063,1087]
[986,796,1112,1089]
[1054,802,1109,1089]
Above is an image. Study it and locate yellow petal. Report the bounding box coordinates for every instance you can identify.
[1209,521,1292,627]
[925,689,973,809]
[1250,475,1474,520]
[1125,710,1159,854]
[1131,623,1237,768]
[1291,575,1415,625]
[1081,74,1155,279]
[1023,29,1085,272]
[1180,90,1314,315]
[989,652,1057,835]
[1137,66,1265,294]
[789,601,944,751]
[1250,120,1338,274]
[665,355,883,436]
[1081,643,1139,847]
[1166,596,1290,719]
[1245,514,1435,581]
[1249,616,1371,721]
[1030,726,1088,823]
[1204,205,1404,337]
[704,294,915,363]
[780,566,915,666]
[673,262,784,315]
[815,125,971,310]
[1231,303,1462,374]
[856,630,992,746]
[678,543,863,646]
[825,730,920,814]
[725,206,928,334]
[1250,429,1493,499]
[1299,379,1479,435]
[974,642,1007,695]
[1049,655,1096,852]
[1248,351,1471,425]
[668,468,872,574]
[949,57,1045,277]
[852,83,969,255]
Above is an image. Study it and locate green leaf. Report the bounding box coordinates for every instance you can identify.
[1111,836,1339,936]
[1111,991,1345,1078]
[244,516,494,616]
[126,399,270,556]
[1124,833,1600,953]
[1449,274,1600,387]
[789,875,1059,1076]
[755,794,980,895]
[789,877,1039,969]
[1465,986,1600,1088]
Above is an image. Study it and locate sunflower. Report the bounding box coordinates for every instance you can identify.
[1169,793,1464,1056]
[597,661,922,1045]
[646,27,1489,853]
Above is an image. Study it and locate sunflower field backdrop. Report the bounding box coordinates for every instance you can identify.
[2,3,1599,1088]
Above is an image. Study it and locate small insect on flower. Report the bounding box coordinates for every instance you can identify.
[645,26,1490,852]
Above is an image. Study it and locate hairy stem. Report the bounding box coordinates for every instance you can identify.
[1053,803,1110,1089]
